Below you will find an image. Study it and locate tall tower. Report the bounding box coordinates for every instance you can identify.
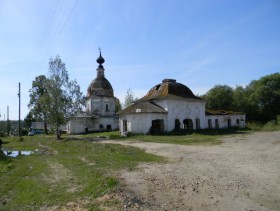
[86,50,115,117]
[67,50,118,134]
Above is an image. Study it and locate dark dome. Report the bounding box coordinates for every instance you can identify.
[87,77,113,97]
[96,52,105,64]
[141,79,201,100]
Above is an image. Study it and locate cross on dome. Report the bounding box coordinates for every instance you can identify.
[96,48,105,65]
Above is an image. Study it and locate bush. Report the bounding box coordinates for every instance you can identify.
[247,120,280,131]
[21,128,28,136]
[0,129,6,137]
[262,120,280,131]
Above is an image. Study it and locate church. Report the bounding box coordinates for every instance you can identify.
[67,52,245,135]
[66,51,118,134]
[118,79,245,135]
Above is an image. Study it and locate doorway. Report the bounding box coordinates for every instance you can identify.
[151,119,164,134]
[183,119,193,130]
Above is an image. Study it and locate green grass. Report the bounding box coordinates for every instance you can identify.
[0,135,164,210]
[246,121,280,131]
[121,133,221,145]
[78,129,247,145]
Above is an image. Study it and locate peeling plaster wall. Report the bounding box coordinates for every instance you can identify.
[87,96,116,116]
[119,113,167,135]
[206,114,246,129]
[119,97,246,135]
[67,117,118,134]
[155,98,206,130]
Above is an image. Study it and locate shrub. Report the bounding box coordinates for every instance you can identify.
[0,129,6,137]
[262,120,280,131]
[21,128,28,136]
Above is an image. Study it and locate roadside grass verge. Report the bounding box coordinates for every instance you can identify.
[79,129,250,145]
[246,121,280,131]
[0,135,164,210]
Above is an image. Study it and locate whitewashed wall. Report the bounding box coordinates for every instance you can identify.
[67,117,118,134]
[155,98,206,130]
[119,113,167,135]
[118,98,246,135]
[87,96,116,116]
[205,114,246,129]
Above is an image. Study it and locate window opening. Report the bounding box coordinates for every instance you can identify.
[215,119,219,129]
[123,120,127,132]
[183,119,193,130]
[150,119,164,134]
[236,119,240,125]
[227,119,231,128]
[208,119,212,129]
[196,119,200,130]
[174,119,180,130]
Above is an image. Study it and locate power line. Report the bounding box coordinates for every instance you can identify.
[32,0,79,78]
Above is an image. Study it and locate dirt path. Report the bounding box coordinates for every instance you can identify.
[105,131,280,211]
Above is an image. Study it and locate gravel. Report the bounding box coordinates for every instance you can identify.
[105,131,280,211]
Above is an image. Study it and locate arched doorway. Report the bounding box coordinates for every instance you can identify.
[208,119,212,129]
[183,119,193,130]
[227,119,231,128]
[150,119,164,134]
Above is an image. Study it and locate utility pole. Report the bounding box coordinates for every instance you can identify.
[7,106,9,136]
[18,82,21,137]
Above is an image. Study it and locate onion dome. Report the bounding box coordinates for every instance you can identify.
[96,50,105,69]
[87,51,113,97]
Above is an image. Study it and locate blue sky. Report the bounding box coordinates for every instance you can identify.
[0,0,279,120]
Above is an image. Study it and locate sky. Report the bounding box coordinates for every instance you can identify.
[0,0,279,120]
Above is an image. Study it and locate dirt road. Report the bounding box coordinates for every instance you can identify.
[105,131,280,211]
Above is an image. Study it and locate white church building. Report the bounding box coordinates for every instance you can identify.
[118,79,245,135]
[67,51,118,134]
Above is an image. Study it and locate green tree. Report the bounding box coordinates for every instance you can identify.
[28,75,48,133]
[203,85,234,110]
[123,88,138,109]
[114,97,122,113]
[44,55,84,139]
[28,75,48,120]
[232,86,249,111]
[245,73,280,121]
[23,111,35,129]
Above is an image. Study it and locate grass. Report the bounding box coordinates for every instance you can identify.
[77,129,248,145]
[1,124,273,209]
[122,133,221,145]
[246,121,280,131]
[0,135,164,210]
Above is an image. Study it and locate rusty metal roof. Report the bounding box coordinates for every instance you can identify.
[87,77,113,97]
[206,109,245,115]
[87,51,114,97]
[140,79,202,101]
[118,101,167,115]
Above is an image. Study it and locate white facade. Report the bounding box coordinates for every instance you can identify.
[67,115,118,134]
[67,51,119,134]
[119,79,246,136]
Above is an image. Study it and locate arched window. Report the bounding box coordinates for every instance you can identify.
[215,119,219,129]
[183,119,193,129]
[123,120,127,132]
[195,119,200,130]
[228,119,231,128]
[174,119,180,130]
[208,119,212,129]
[236,119,240,125]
